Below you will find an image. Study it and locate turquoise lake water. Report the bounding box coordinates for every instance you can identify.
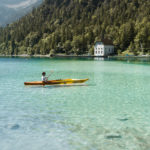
[1,57,150,150]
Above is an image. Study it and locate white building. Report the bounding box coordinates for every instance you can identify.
[94,40,114,57]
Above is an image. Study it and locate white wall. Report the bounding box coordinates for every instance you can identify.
[94,43,105,56]
[94,43,114,56]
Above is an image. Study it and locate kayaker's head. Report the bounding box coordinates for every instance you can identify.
[42,72,46,76]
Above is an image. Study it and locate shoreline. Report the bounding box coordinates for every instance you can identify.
[108,55,150,58]
[0,54,150,59]
[0,54,96,58]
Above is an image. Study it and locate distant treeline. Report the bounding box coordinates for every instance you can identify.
[0,0,150,55]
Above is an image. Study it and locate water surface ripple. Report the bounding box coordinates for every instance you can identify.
[0,57,150,150]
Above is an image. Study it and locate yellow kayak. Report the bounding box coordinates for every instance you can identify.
[24,78,89,85]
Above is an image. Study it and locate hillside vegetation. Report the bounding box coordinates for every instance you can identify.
[0,0,150,55]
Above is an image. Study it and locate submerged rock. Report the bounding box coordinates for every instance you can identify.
[106,135,122,139]
[117,118,129,121]
[11,124,20,130]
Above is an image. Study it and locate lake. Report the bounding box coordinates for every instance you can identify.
[0,57,150,150]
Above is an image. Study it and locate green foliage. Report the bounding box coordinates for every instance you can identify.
[0,0,150,55]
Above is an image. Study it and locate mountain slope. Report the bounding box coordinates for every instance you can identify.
[0,0,150,55]
[0,0,42,26]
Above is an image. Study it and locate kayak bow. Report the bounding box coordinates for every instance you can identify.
[24,78,89,85]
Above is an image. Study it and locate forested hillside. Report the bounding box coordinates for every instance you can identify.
[0,0,150,55]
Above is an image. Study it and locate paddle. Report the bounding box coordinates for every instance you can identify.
[47,71,54,79]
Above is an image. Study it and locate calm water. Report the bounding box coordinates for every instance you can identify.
[1,57,150,150]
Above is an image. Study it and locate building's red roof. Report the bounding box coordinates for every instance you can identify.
[96,39,113,45]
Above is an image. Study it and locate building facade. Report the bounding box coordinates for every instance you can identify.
[94,40,114,57]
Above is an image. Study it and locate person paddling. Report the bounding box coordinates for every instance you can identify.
[42,72,48,82]
[42,71,53,82]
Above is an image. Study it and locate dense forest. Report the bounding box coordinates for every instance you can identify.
[0,0,150,56]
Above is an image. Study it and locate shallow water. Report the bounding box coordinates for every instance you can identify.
[0,57,150,150]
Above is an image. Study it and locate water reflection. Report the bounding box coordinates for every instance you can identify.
[108,56,150,64]
[94,57,105,61]
[24,83,97,90]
